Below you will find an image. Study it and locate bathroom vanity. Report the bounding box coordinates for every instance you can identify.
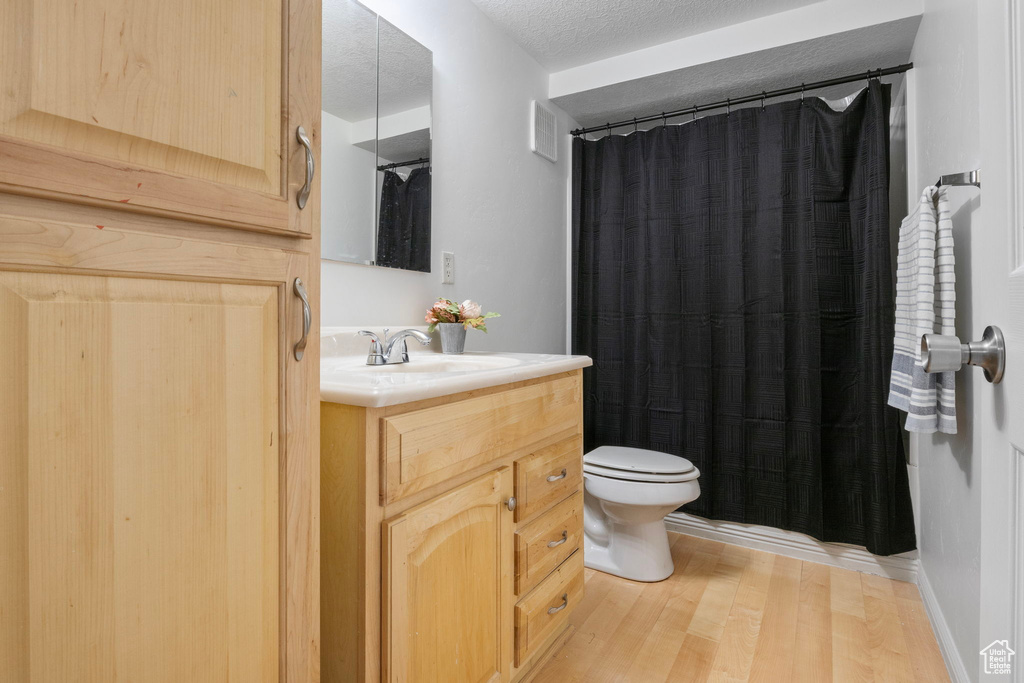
[320,330,591,682]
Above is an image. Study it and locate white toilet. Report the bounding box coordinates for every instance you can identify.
[583,446,701,582]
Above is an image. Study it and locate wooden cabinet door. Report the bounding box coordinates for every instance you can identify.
[383,469,514,683]
[0,211,319,683]
[0,0,319,236]
[0,269,290,683]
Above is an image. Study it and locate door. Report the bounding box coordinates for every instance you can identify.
[383,469,514,683]
[0,0,317,236]
[978,1,1024,679]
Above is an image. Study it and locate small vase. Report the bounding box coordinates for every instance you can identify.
[438,323,467,354]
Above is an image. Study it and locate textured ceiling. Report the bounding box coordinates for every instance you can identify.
[375,129,432,165]
[323,0,432,123]
[467,0,824,71]
[323,0,378,122]
[378,19,432,118]
[553,16,920,130]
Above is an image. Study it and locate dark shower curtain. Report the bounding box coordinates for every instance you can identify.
[377,167,431,272]
[571,82,915,555]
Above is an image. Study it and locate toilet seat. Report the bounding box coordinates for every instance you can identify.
[583,445,697,483]
[584,462,700,483]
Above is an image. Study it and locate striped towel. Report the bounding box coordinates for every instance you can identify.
[888,186,957,434]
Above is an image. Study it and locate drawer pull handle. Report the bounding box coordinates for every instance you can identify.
[547,593,568,615]
[547,530,568,548]
[546,469,567,483]
[506,497,517,511]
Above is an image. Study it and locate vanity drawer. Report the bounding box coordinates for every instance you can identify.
[381,374,581,504]
[515,491,583,596]
[513,435,583,524]
[514,549,584,667]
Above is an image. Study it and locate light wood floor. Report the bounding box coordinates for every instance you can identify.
[533,533,949,683]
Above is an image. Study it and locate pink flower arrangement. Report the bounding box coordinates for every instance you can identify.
[425,298,500,333]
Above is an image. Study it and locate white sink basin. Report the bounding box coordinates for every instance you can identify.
[346,355,521,374]
[319,328,592,407]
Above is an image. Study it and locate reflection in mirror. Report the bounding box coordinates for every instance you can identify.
[321,1,433,272]
[375,20,432,272]
[322,0,378,265]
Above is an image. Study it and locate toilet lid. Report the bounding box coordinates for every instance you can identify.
[584,445,696,477]
[584,461,700,483]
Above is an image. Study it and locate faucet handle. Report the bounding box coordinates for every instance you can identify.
[357,330,387,365]
[357,329,381,344]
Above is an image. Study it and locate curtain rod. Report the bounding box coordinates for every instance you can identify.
[376,156,430,172]
[569,63,914,137]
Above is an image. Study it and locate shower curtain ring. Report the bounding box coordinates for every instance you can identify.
[726,98,731,116]
[662,112,667,126]
[761,91,766,111]
[692,108,697,122]
[633,117,638,132]
[801,83,805,102]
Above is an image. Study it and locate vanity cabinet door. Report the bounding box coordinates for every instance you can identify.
[0,267,311,683]
[383,468,515,683]
[0,0,318,236]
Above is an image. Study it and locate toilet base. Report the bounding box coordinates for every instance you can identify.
[583,518,675,583]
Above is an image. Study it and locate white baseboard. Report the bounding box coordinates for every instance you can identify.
[916,567,971,683]
[664,512,920,583]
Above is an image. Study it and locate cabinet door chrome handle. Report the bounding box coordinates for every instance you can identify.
[293,278,310,361]
[296,126,314,209]
[547,593,568,615]
[546,469,567,483]
[547,530,568,548]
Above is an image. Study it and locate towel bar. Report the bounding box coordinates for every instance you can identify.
[935,169,981,188]
[921,326,1004,383]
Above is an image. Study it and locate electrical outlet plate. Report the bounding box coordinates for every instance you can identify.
[442,251,455,284]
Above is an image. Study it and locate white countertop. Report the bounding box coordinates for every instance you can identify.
[319,327,592,407]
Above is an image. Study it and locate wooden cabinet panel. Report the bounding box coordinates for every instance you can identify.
[513,550,583,667]
[0,271,282,683]
[381,375,581,504]
[0,0,319,675]
[513,436,583,524]
[0,0,318,235]
[383,468,515,683]
[514,492,583,596]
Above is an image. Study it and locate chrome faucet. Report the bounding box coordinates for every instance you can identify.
[357,328,432,365]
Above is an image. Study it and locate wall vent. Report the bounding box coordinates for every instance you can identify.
[531,100,557,163]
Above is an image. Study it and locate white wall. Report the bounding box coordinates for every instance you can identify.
[321,110,377,264]
[907,0,984,678]
[321,0,579,354]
